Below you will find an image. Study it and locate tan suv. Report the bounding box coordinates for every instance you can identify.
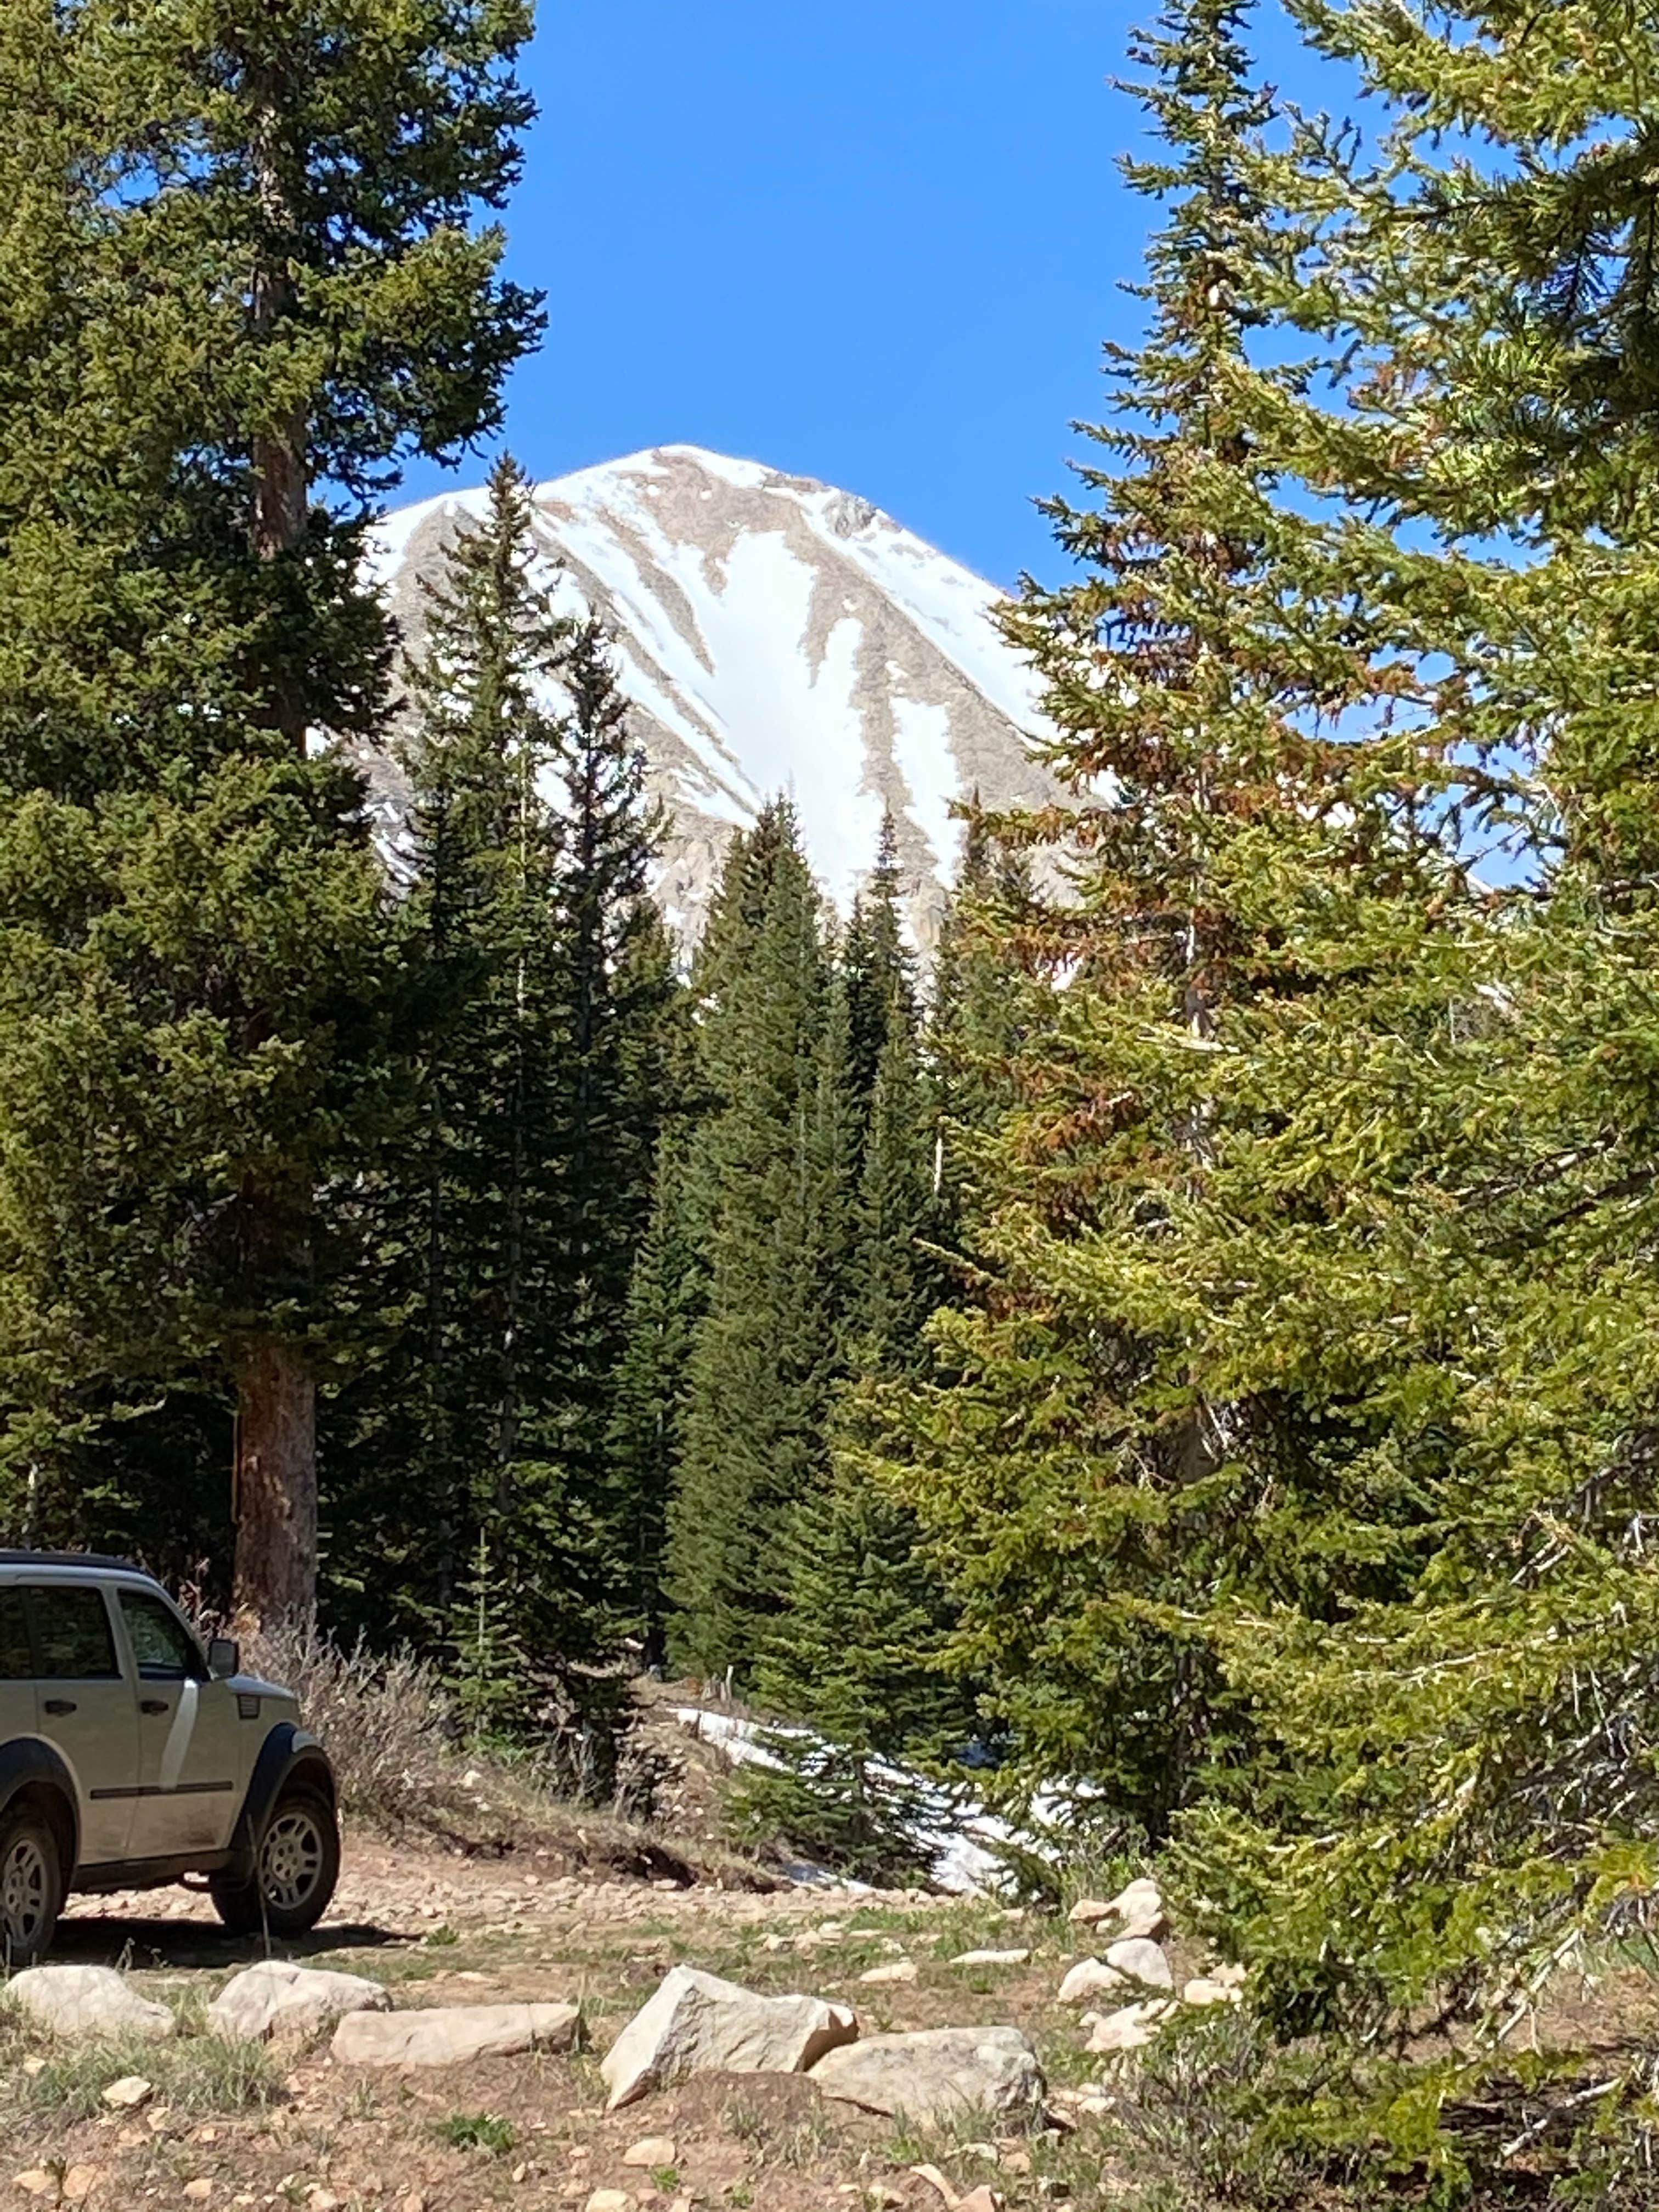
[0,1553,340,1963]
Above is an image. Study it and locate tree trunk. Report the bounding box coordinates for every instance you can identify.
[233,1338,318,1632]
[232,78,318,1624]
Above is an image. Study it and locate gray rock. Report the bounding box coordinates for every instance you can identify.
[5,1966,174,2044]
[950,1949,1031,1968]
[809,2025,1043,2130]
[1069,1878,1167,1942]
[1182,1976,1243,2009]
[208,1961,390,2044]
[1058,1958,1125,2006]
[331,2001,580,2068]
[1104,1938,1172,1992]
[1085,2001,1170,2057]
[601,1966,857,2111]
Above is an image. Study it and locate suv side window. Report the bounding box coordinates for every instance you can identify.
[120,1593,204,1682]
[26,1586,119,1680]
[0,1589,31,1680]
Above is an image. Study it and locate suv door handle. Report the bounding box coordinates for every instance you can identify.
[42,1699,76,1716]
[140,1699,171,1715]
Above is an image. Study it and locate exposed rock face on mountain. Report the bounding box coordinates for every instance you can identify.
[365,444,1061,945]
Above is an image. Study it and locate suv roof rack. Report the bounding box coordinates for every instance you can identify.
[0,1550,149,1575]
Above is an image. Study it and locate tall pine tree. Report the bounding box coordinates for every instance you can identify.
[0,0,540,1624]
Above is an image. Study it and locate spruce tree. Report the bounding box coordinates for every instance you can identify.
[1147,0,1659,2103]
[512,616,682,1663]
[667,801,849,1681]
[861,0,1453,1840]
[0,0,540,1626]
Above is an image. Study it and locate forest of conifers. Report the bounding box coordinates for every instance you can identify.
[8,0,1659,2188]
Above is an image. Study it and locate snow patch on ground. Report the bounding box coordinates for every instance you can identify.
[671,1706,1052,1897]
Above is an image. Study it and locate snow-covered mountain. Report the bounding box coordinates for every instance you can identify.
[364,445,1062,946]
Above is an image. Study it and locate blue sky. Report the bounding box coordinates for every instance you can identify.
[401,0,1329,591]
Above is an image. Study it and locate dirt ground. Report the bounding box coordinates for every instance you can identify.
[0,1827,1138,2212]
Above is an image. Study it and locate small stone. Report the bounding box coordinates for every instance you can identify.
[1057,1959,1123,2006]
[585,2194,633,2212]
[622,2140,676,2169]
[1085,2000,1170,2056]
[857,1960,917,1985]
[184,2185,213,2204]
[400,2198,426,2212]
[102,2075,155,2110]
[306,2192,341,2212]
[1000,2149,1032,2175]
[950,1949,1030,1968]
[20,2056,44,2078]
[1069,1878,1166,1942]
[1182,1976,1243,2008]
[957,2192,1005,2212]
[909,2166,958,2208]
[13,2176,52,2201]
[61,2170,101,2207]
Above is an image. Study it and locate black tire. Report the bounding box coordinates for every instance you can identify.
[210,1786,340,1941]
[0,1803,64,1968]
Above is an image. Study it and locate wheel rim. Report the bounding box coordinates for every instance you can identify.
[2,1836,48,1954]
[259,1807,325,1916]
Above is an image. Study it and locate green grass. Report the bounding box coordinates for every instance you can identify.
[433,2109,517,2155]
[15,2030,281,2120]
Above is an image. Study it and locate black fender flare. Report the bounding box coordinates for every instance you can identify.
[225,1723,335,1884]
[0,1737,80,1880]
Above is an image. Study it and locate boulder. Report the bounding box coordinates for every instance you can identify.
[1085,2001,1169,2057]
[1057,1959,1124,2007]
[208,1961,390,2044]
[809,2025,1043,2130]
[5,1966,174,2044]
[1069,1878,1166,1942]
[601,1967,857,2111]
[331,2001,580,2068]
[1105,1938,1172,1991]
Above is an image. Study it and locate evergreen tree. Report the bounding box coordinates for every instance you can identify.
[0,0,540,1624]
[861,0,1455,1841]
[511,617,682,1663]
[330,455,567,1659]
[1145,0,1659,2109]
[667,802,849,1681]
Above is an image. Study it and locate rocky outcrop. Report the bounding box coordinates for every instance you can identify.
[809,2025,1043,2129]
[601,1966,857,2110]
[332,2002,580,2068]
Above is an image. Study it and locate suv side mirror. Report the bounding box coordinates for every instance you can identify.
[207,1636,240,1680]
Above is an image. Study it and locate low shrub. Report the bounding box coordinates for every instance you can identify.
[244,1621,455,1833]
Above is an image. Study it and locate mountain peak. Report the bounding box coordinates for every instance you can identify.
[368,447,1058,943]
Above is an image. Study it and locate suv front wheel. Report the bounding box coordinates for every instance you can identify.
[211,1785,340,1940]
[0,1803,64,1967]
